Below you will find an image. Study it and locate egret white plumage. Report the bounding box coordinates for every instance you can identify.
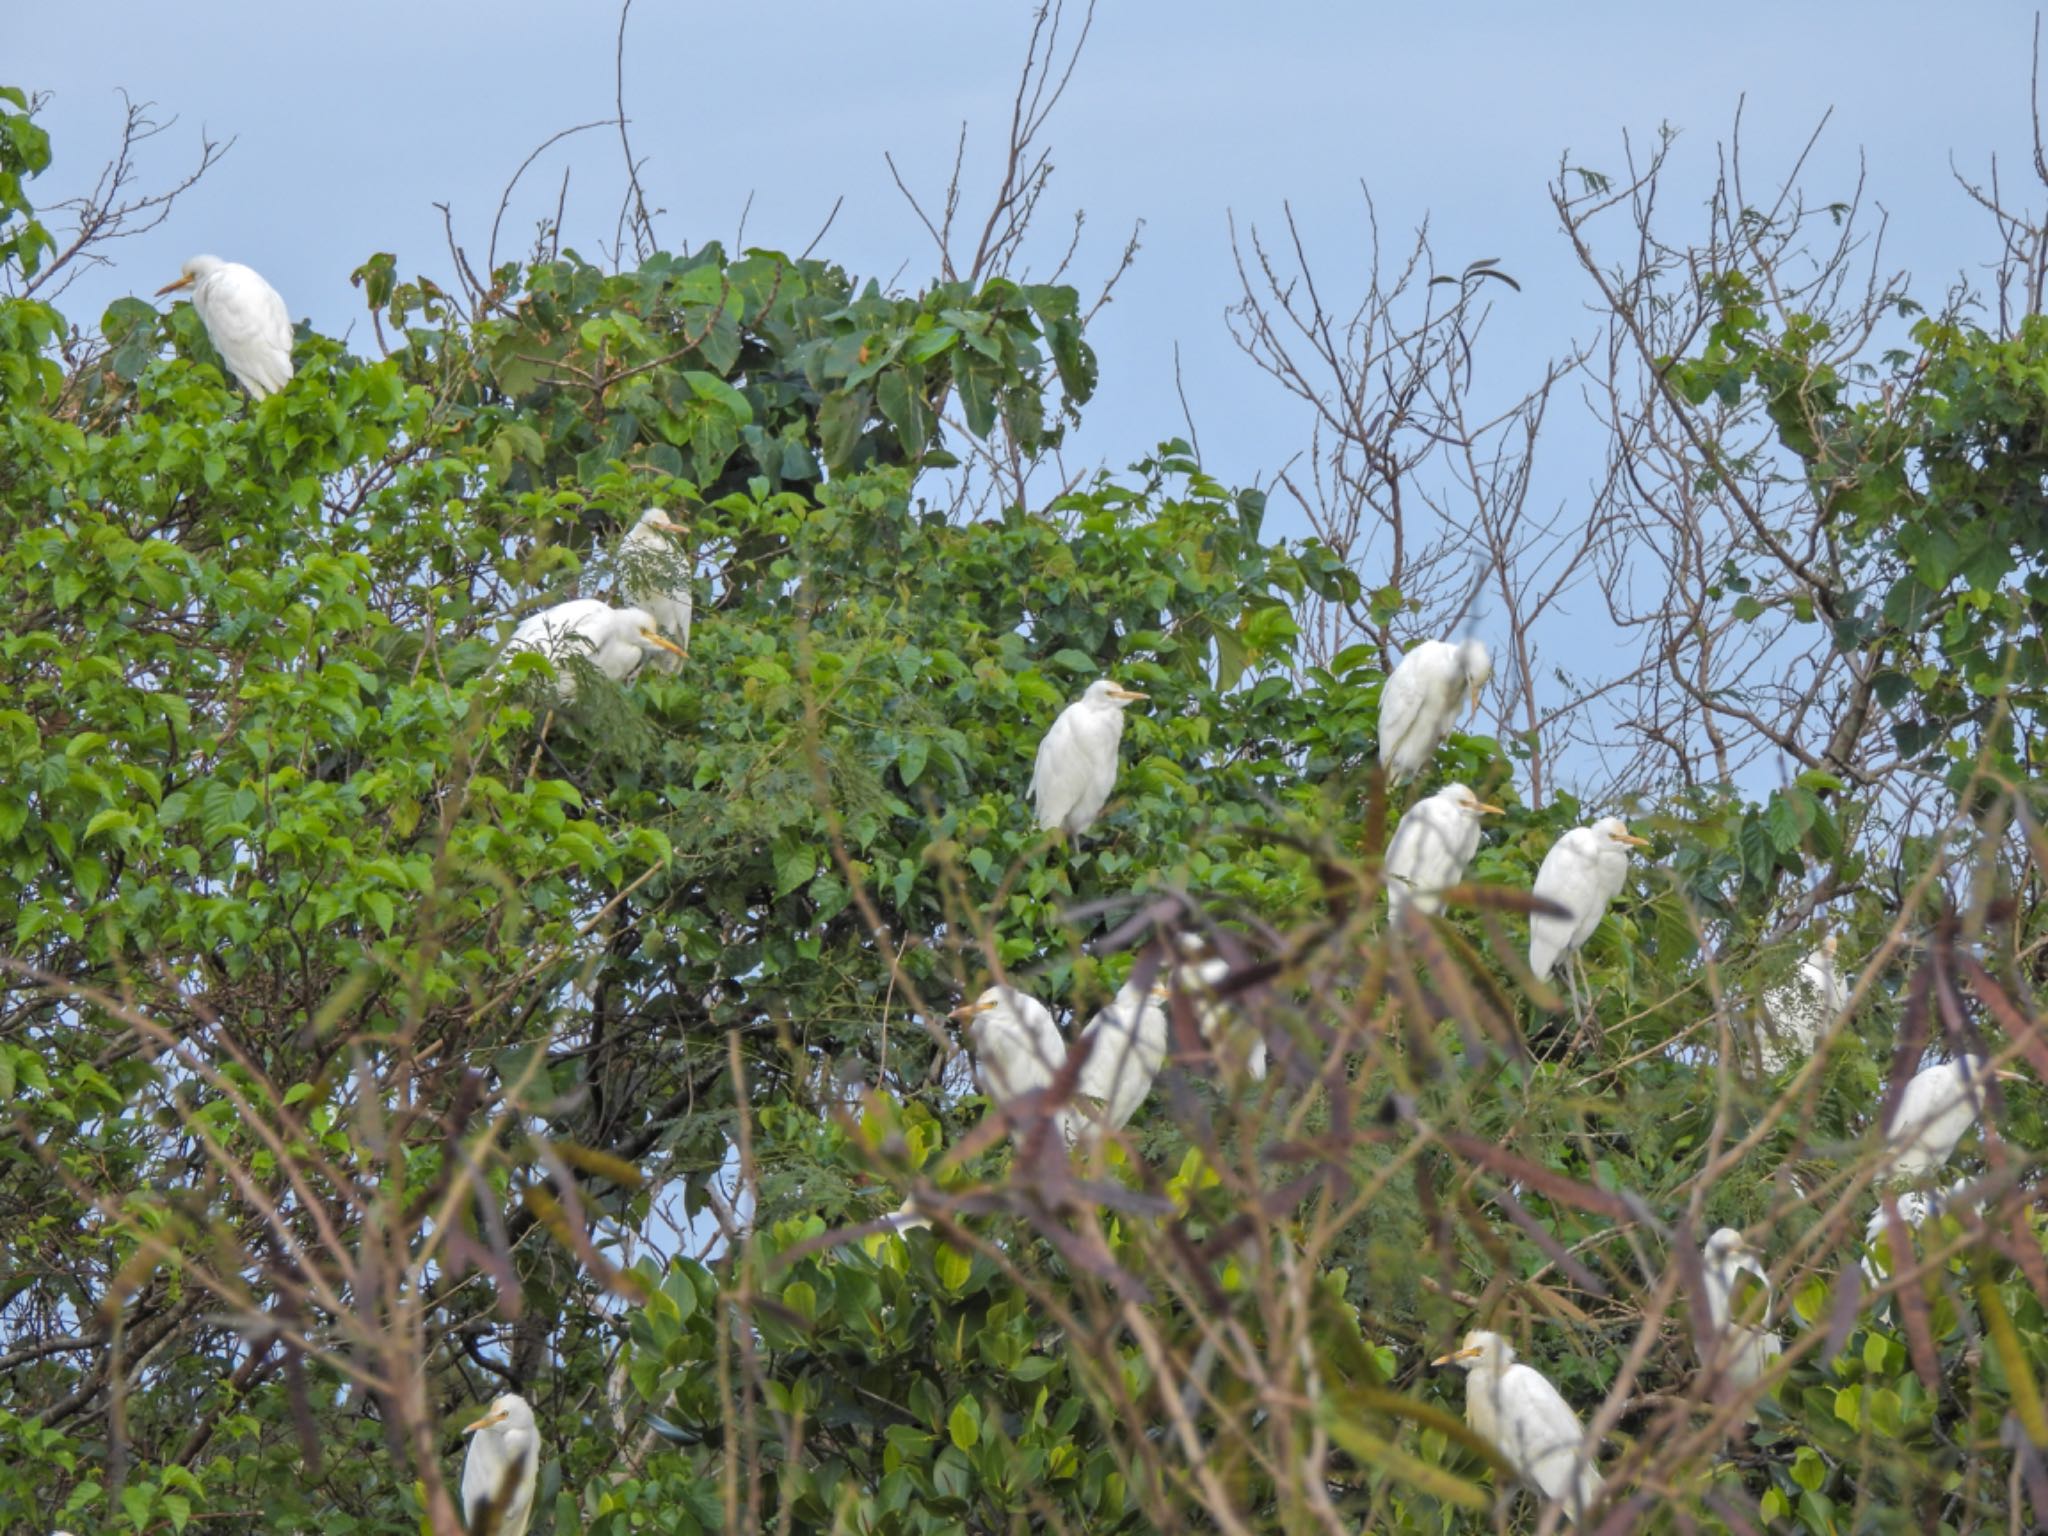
[1029,679,1146,835]
[1698,1229,1782,1404]
[460,1392,539,1536]
[619,508,692,669]
[1172,936,1265,1082]
[1881,1054,2008,1182]
[154,255,294,399]
[503,598,688,697]
[1860,1189,1940,1286]
[1378,638,1490,783]
[1755,934,1846,1073]
[951,986,1073,1140]
[1433,1330,1604,1521]
[1069,978,1172,1142]
[1528,817,1649,986]
[1385,783,1504,916]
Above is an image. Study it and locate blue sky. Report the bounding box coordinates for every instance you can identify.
[15,3,2043,797]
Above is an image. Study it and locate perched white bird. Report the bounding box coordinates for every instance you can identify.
[503,598,687,697]
[1698,1229,1782,1406]
[1860,1189,1939,1286]
[1528,817,1649,984]
[155,255,294,399]
[1378,638,1491,783]
[1029,679,1147,835]
[1434,1330,1604,1520]
[1385,783,1503,916]
[460,1393,540,1536]
[619,508,692,669]
[952,986,1074,1140]
[1881,1055,2004,1183]
[1070,978,1172,1142]
[1755,934,1847,1073]
[1172,937,1265,1082]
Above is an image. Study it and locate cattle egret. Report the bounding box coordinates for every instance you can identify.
[1755,935,1847,1073]
[1379,638,1490,783]
[461,1393,540,1536]
[1433,1330,1604,1521]
[1698,1229,1782,1407]
[1529,817,1649,990]
[1070,979,1172,1142]
[1029,679,1146,835]
[952,987,1074,1141]
[1881,1055,2010,1182]
[1172,937,1265,1082]
[503,598,687,697]
[155,255,294,399]
[1860,1189,1940,1286]
[1385,783,1504,916]
[619,508,692,669]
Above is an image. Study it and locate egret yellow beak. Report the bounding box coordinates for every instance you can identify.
[645,515,686,534]
[1430,1346,1482,1366]
[462,1410,508,1435]
[1466,685,1483,715]
[1998,1069,2027,1084]
[154,274,195,296]
[640,630,687,659]
[1473,800,1505,816]
[947,1000,994,1022]
[1109,686,1147,702]
[1612,828,1652,847]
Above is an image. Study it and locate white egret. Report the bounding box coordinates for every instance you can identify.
[503,598,687,697]
[1378,638,1490,783]
[1029,679,1147,835]
[1172,937,1265,1082]
[1860,1189,1940,1286]
[1433,1330,1604,1521]
[460,1392,539,1536]
[1069,978,1172,1143]
[1755,934,1846,1073]
[1385,783,1504,917]
[1881,1054,2012,1182]
[1698,1229,1782,1408]
[154,255,294,399]
[1529,817,1649,988]
[951,986,1075,1141]
[619,508,692,669]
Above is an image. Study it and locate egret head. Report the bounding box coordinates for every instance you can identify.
[1083,678,1147,709]
[1820,932,1838,959]
[1702,1227,1758,1271]
[1456,638,1492,711]
[1432,1329,1511,1371]
[1593,815,1651,849]
[154,255,224,296]
[1442,783,1505,820]
[636,506,686,536]
[616,605,687,660]
[464,1392,536,1439]
[947,988,1006,1029]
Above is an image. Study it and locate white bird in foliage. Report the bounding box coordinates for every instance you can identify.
[1172,936,1265,1082]
[1385,783,1504,916]
[1881,1055,2006,1183]
[503,598,688,697]
[461,1392,540,1536]
[952,986,1074,1139]
[1698,1229,1782,1405]
[1528,817,1649,984]
[1434,1330,1604,1521]
[1070,978,1172,1142]
[1755,934,1847,1073]
[1030,679,1147,835]
[155,255,294,399]
[619,508,692,668]
[1378,638,1491,783]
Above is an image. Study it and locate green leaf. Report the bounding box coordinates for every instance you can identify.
[772,834,816,898]
[897,736,930,787]
[947,1396,980,1450]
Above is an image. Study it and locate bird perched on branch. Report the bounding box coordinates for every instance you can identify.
[1881,1054,2012,1182]
[155,255,294,399]
[1384,783,1503,916]
[1378,638,1490,784]
[1529,817,1649,991]
[1070,977,1172,1143]
[1698,1228,1782,1413]
[1434,1330,1604,1522]
[503,598,688,697]
[1030,679,1147,835]
[619,507,693,669]
[951,986,1074,1142]
[461,1392,539,1536]
[1756,934,1847,1072]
